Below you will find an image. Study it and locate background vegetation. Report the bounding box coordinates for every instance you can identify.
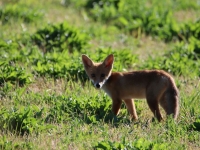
[0,0,200,149]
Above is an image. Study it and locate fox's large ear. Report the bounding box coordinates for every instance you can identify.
[103,54,114,68]
[82,54,93,68]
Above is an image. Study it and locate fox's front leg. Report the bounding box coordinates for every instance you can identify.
[111,98,122,122]
[124,99,138,120]
[112,98,122,116]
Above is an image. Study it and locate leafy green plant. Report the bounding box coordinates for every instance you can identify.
[32,22,89,53]
[188,36,200,56]
[32,50,87,81]
[44,93,113,124]
[0,35,44,64]
[0,105,50,135]
[0,36,87,81]
[77,0,200,42]
[0,40,27,63]
[188,118,200,132]
[0,62,32,86]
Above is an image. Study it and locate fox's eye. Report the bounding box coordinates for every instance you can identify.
[101,74,105,78]
[91,74,95,77]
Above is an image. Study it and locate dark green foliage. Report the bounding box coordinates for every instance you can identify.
[32,51,86,80]
[0,39,29,63]
[190,119,200,131]
[189,37,200,56]
[178,20,200,41]
[0,62,32,86]
[0,23,89,82]
[68,0,200,42]
[0,106,50,135]
[0,39,19,51]
[31,22,89,53]
[44,94,113,124]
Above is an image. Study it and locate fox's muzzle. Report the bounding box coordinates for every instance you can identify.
[93,82,104,89]
[93,77,110,89]
[95,83,101,88]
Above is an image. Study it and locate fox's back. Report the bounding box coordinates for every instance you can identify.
[103,70,175,99]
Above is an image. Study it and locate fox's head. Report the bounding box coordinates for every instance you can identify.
[82,54,114,89]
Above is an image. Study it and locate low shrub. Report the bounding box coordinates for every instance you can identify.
[31,22,89,53]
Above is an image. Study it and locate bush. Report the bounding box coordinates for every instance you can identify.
[32,22,89,53]
[79,0,200,42]
[0,106,49,135]
[0,62,32,86]
[44,94,112,124]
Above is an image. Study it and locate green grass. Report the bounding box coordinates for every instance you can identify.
[0,0,200,149]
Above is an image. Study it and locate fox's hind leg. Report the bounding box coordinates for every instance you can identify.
[146,95,163,121]
[147,101,163,121]
[124,99,138,120]
[146,82,166,121]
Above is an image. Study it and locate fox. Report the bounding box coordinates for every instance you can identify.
[81,54,179,121]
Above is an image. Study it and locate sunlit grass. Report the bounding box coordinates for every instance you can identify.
[0,0,200,149]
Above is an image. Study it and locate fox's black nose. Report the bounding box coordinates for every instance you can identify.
[95,83,100,88]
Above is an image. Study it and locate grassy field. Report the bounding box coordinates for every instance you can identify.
[0,0,200,149]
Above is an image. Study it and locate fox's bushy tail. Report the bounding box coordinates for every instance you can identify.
[160,81,179,120]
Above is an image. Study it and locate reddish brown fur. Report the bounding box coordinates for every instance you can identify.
[82,54,179,121]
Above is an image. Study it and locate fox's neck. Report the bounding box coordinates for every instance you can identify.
[101,73,113,89]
